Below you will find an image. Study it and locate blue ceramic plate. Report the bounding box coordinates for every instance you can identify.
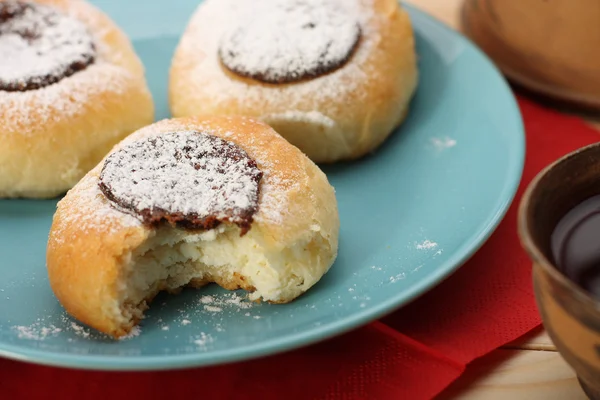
[0,1,524,370]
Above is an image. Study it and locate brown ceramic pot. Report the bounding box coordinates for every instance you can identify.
[463,0,600,111]
[519,142,600,399]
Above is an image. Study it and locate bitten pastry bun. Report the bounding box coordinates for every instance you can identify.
[47,116,340,338]
[0,0,154,198]
[169,0,418,163]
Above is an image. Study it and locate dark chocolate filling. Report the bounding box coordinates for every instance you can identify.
[0,1,95,92]
[98,131,263,235]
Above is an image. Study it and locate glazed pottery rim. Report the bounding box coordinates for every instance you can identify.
[461,10,600,112]
[518,141,600,308]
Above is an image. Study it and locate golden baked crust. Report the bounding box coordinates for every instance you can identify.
[47,116,339,337]
[169,0,417,163]
[0,0,154,198]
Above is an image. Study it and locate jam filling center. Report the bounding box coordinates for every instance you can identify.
[0,1,96,92]
[218,0,361,84]
[99,131,263,235]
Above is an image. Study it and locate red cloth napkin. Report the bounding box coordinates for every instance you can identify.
[2,96,599,400]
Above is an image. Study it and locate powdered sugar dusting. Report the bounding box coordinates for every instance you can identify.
[389,273,406,283]
[193,332,214,347]
[8,293,259,345]
[12,323,62,340]
[191,118,306,227]
[253,168,298,226]
[51,117,308,248]
[416,240,438,250]
[219,0,360,84]
[51,173,141,244]
[198,292,254,311]
[0,63,130,134]
[0,0,141,136]
[11,314,141,342]
[70,321,91,338]
[119,325,141,340]
[99,131,262,229]
[430,137,457,151]
[0,1,95,91]
[173,0,377,126]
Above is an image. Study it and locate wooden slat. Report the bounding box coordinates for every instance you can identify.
[502,329,556,351]
[588,121,600,131]
[438,350,587,399]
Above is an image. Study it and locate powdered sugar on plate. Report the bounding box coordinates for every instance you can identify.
[389,273,406,283]
[119,325,141,340]
[416,240,438,250]
[12,323,62,340]
[430,137,457,151]
[10,314,141,342]
[9,292,258,344]
[192,332,214,348]
[198,292,254,311]
[69,321,91,339]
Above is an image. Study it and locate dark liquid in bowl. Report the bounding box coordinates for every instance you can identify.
[551,195,600,298]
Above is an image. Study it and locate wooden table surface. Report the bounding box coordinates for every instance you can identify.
[406,0,589,398]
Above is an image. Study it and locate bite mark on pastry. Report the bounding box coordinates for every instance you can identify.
[218,0,361,84]
[99,131,263,235]
[0,1,95,92]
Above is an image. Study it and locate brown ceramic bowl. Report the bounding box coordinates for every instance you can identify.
[462,0,600,112]
[519,142,600,399]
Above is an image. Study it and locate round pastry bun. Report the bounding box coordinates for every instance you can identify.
[0,0,154,198]
[169,0,418,163]
[47,116,340,338]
